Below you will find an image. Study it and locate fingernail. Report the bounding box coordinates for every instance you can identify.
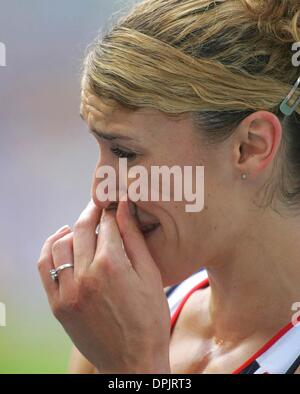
[55,225,70,235]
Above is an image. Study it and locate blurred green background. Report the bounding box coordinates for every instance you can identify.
[0,0,138,374]
[0,308,72,373]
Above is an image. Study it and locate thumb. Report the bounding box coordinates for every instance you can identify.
[116,197,160,278]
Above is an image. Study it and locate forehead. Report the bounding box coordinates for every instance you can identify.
[80,79,194,143]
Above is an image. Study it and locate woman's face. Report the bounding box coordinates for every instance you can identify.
[80,85,246,287]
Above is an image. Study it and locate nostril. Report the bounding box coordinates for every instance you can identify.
[91,192,112,210]
[106,201,119,211]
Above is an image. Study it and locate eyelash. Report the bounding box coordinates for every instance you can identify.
[110,147,137,160]
[90,131,139,161]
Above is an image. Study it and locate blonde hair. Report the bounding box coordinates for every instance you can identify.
[83,0,300,208]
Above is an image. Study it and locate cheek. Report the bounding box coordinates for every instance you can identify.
[147,202,183,244]
[165,206,204,255]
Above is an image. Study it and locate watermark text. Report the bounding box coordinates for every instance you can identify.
[0,302,6,327]
[292,42,300,67]
[0,42,6,67]
[95,159,205,213]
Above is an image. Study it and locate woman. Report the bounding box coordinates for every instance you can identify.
[38,0,300,373]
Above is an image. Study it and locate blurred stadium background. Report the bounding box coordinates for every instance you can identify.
[0,0,139,373]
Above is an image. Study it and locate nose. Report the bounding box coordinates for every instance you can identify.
[91,159,121,211]
[92,177,117,211]
[92,192,114,210]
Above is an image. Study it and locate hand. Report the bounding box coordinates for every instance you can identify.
[38,198,171,373]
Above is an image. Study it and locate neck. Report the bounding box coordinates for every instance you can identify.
[206,209,300,345]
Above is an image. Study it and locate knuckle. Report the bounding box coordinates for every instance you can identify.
[74,217,93,233]
[77,273,99,295]
[45,231,62,246]
[64,296,82,314]
[51,292,82,319]
[51,300,64,320]
[52,238,65,254]
[98,251,110,268]
[44,235,55,245]
[97,244,127,275]
[37,259,44,272]
[73,221,84,233]
[98,249,113,271]
[99,256,120,276]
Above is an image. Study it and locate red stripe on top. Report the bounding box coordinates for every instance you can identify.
[232,321,294,374]
[169,277,295,374]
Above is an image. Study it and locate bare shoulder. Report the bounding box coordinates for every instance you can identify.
[295,366,300,374]
[171,285,211,338]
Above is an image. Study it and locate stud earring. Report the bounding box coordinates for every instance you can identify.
[241,173,247,180]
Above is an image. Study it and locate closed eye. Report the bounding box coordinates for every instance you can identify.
[111,146,137,160]
[88,129,140,160]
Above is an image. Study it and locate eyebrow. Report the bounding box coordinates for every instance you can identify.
[80,113,136,141]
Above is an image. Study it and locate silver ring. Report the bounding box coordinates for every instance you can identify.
[50,263,74,281]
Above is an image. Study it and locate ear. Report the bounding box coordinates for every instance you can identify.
[234,111,283,179]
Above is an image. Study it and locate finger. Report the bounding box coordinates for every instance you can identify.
[94,208,129,268]
[38,225,71,297]
[73,200,102,278]
[116,198,160,278]
[52,232,75,295]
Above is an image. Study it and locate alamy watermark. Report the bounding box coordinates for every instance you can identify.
[292,42,300,67]
[0,42,6,67]
[0,302,6,327]
[95,159,205,212]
